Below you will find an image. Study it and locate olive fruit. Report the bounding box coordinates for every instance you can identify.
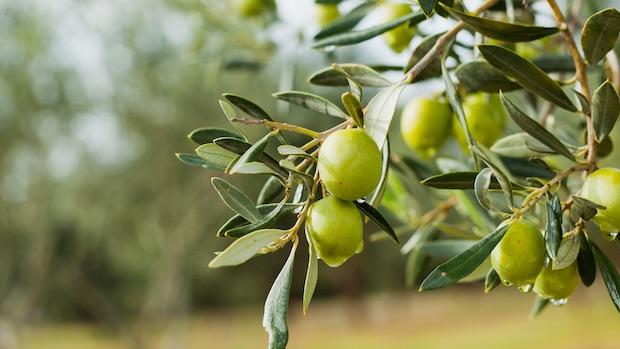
[453,93,507,149]
[533,261,579,300]
[235,0,274,17]
[316,4,340,28]
[381,3,416,53]
[491,219,545,286]
[581,167,620,232]
[400,97,452,158]
[318,129,382,201]
[306,196,363,267]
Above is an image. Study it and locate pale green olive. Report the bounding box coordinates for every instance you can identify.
[533,261,579,300]
[453,92,507,150]
[381,3,416,53]
[400,97,453,158]
[581,167,620,232]
[318,129,382,201]
[306,196,363,267]
[491,219,545,286]
[316,4,340,28]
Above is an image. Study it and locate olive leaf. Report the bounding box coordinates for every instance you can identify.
[308,63,392,87]
[416,240,478,259]
[491,132,556,158]
[217,202,301,237]
[355,200,399,244]
[273,91,349,119]
[418,0,438,17]
[499,92,575,160]
[214,137,288,178]
[592,80,620,141]
[405,226,436,287]
[263,242,296,349]
[187,127,243,145]
[419,224,509,291]
[442,5,559,42]
[341,91,364,127]
[590,241,620,312]
[529,295,550,318]
[474,168,495,212]
[470,145,514,209]
[545,195,563,260]
[421,171,501,190]
[581,8,620,65]
[258,176,285,205]
[484,268,501,293]
[552,235,580,270]
[195,143,237,171]
[442,58,476,152]
[222,200,288,238]
[368,137,390,207]
[570,195,605,222]
[219,99,249,139]
[479,45,577,112]
[364,81,407,149]
[403,33,443,80]
[577,233,597,287]
[211,177,263,223]
[312,11,425,48]
[230,132,274,174]
[208,229,288,268]
[277,145,313,158]
[176,153,228,171]
[303,230,318,315]
[456,61,520,93]
[223,93,273,121]
[314,1,375,40]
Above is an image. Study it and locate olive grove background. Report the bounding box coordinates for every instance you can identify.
[0,0,618,348]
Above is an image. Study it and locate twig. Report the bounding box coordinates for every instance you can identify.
[231,118,321,138]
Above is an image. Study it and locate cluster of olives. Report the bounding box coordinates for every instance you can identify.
[400,92,507,158]
[307,129,382,267]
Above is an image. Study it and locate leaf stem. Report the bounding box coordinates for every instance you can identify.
[232,118,322,138]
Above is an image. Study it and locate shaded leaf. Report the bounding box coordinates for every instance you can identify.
[364,82,407,149]
[578,233,597,287]
[314,2,375,40]
[176,153,228,171]
[474,168,495,212]
[403,33,443,80]
[263,243,296,349]
[491,132,555,158]
[223,93,272,121]
[258,176,285,205]
[208,229,287,268]
[592,80,620,141]
[303,230,318,315]
[277,145,313,158]
[404,227,436,287]
[214,137,288,178]
[308,63,392,87]
[500,92,575,160]
[529,295,550,318]
[368,137,390,207]
[421,171,501,190]
[211,177,263,223]
[570,195,605,222]
[479,45,577,112]
[552,236,580,270]
[581,8,620,64]
[217,202,301,237]
[443,59,475,150]
[418,0,438,17]
[188,127,242,145]
[195,144,237,171]
[419,224,509,291]
[456,61,520,93]
[312,11,425,48]
[484,268,501,293]
[545,195,562,260]
[230,132,273,174]
[273,91,348,119]
[219,100,248,139]
[341,91,364,127]
[223,201,289,238]
[443,5,559,42]
[355,200,399,244]
[590,241,620,312]
[416,240,477,259]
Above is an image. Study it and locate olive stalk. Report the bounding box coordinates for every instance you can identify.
[232,117,322,138]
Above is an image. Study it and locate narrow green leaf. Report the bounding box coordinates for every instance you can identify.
[195,144,237,171]
[403,33,443,80]
[592,80,620,141]
[230,132,273,174]
[500,92,575,160]
[404,227,436,287]
[456,61,520,93]
[416,240,477,259]
[224,200,289,238]
[263,243,296,349]
[443,58,475,150]
[474,168,495,212]
[217,203,301,237]
[545,195,562,260]
[570,195,605,222]
[419,224,509,291]
[355,200,399,244]
[308,63,392,87]
[176,153,228,171]
[368,137,390,207]
[312,11,425,48]
[219,99,248,139]
[211,177,263,223]
[401,224,437,255]
[577,233,597,287]
[214,137,288,178]
[364,82,407,149]
[581,8,620,64]
[470,145,514,209]
[529,295,550,318]
[273,91,348,119]
[552,236,580,270]
[341,91,364,127]
[491,132,556,158]
[303,231,318,315]
[277,145,312,158]
[421,171,501,190]
[209,229,287,268]
[479,45,577,112]
[187,127,242,145]
[443,5,559,42]
[418,0,438,17]
[223,93,273,121]
[591,241,620,312]
[314,2,375,40]
[333,66,363,100]
[258,177,285,205]
[484,268,501,293]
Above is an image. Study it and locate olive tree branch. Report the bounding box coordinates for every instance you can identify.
[546,0,597,165]
[402,0,501,83]
[231,118,322,138]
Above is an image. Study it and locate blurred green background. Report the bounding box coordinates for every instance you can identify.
[0,0,618,348]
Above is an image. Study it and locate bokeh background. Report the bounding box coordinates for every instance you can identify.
[0,0,618,348]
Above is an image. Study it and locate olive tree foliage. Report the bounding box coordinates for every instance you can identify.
[178,0,620,348]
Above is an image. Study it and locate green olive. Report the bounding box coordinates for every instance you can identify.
[306,196,363,267]
[316,4,340,28]
[400,97,453,158]
[491,219,545,286]
[235,0,274,17]
[533,261,579,300]
[453,92,507,150]
[581,167,620,232]
[381,3,416,53]
[318,129,382,201]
